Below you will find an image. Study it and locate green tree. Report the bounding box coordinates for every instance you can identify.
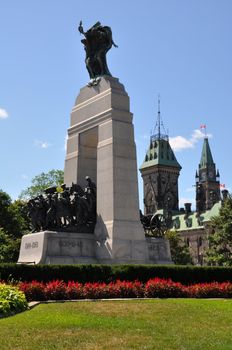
[165,230,193,265]
[0,190,29,238]
[19,169,64,199]
[0,190,30,262]
[206,194,232,266]
[0,228,21,263]
[0,190,12,232]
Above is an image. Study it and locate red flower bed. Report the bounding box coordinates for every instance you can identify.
[144,278,187,298]
[18,279,232,301]
[20,281,46,301]
[45,280,67,300]
[66,281,84,300]
[187,282,232,298]
[108,280,144,298]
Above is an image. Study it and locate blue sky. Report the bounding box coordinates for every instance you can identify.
[1,0,231,210]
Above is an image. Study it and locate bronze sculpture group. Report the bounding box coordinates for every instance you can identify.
[27,177,96,233]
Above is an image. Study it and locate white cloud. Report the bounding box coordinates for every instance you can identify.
[0,108,9,119]
[169,136,193,151]
[191,129,212,142]
[21,174,29,180]
[34,139,51,149]
[169,129,213,152]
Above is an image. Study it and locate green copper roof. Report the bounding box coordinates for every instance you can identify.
[170,202,221,231]
[140,138,181,170]
[199,138,215,169]
[203,201,221,222]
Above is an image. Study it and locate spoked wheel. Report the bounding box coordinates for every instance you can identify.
[150,213,166,237]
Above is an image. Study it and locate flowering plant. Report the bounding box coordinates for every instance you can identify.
[18,278,232,301]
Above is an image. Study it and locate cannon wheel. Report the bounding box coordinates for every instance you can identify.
[150,213,166,237]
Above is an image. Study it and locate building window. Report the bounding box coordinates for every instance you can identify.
[198,237,202,247]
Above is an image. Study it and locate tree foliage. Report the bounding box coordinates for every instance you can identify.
[19,169,64,199]
[0,170,64,263]
[165,230,193,265]
[206,194,232,266]
[0,228,21,263]
[0,190,30,263]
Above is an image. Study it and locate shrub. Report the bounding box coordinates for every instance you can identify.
[0,283,28,317]
[19,281,46,301]
[44,280,67,300]
[82,282,108,299]
[187,282,232,298]
[18,278,232,301]
[107,280,144,298]
[2,264,232,285]
[144,278,187,298]
[66,281,84,300]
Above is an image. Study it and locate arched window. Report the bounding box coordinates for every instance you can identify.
[198,237,202,247]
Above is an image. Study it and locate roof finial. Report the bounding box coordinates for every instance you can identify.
[158,94,161,140]
[200,124,207,138]
[151,94,168,142]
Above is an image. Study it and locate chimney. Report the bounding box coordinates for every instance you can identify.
[222,189,228,201]
[184,203,192,214]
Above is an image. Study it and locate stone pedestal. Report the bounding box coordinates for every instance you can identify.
[18,231,97,265]
[18,231,172,265]
[64,77,148,263]
[146,237,172,264]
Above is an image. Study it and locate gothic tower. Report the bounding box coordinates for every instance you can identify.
[139,100,182,215]
[195,136,220,211]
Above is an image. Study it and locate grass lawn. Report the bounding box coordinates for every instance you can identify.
[1,299,232,350]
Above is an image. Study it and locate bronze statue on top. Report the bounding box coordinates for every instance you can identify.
[78,21,118,86]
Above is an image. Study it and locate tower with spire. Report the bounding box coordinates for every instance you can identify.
[195,135,220,211]
[139,98,182,215]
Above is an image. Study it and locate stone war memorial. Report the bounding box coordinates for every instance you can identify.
[18,22,172,265]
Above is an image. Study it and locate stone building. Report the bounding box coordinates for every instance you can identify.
[139,101,181,215]
[195,137,221,212]
[140,105,224,265]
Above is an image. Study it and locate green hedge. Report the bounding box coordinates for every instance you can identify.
[1,264,232,285]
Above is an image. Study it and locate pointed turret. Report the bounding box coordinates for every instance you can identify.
[140,98,181,214]
[199,138,214,169]
[196,135,220,211]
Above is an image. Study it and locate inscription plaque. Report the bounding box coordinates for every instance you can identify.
[25,241,39,249]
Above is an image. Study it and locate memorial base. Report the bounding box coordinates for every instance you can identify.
[17,231,97,265]
[18,231,172,265]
